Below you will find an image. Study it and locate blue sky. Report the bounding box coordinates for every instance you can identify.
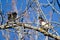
[0,0,60,40]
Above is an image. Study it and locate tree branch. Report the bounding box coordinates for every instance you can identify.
[0,22,60,40]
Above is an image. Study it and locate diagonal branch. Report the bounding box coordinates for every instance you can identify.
[0,22,60,40]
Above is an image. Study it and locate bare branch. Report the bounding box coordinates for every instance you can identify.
[0,22,60,40]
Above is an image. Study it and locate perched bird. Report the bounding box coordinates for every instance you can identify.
[12,12,17,22]
[39,17,49,31]
[8,12,17,22]
[8,13,12,21]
